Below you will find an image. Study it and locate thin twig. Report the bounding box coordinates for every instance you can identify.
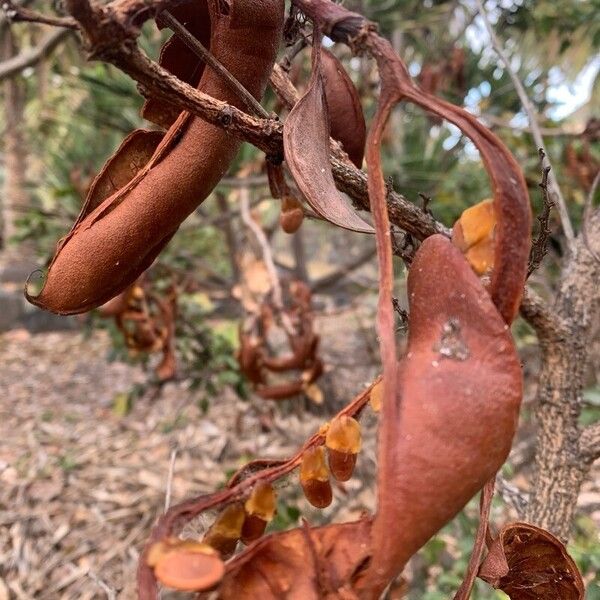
[582,170,600,264]
[159,10,270,119]
[528,150,555,277]
[475,0,575,247]
[519,286,568,345]
[483,113,585,138]
[495,473,529,517]
[0,27,71,82]
[239,186,295,336]
[1,1,77,28]
[164,447,177,512]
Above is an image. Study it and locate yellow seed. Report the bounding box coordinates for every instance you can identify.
[241,482,276,544]
[300,447,332,508]
[325,416,362,482]
[452,199,495,250]
[202,503,245,557]
[325,416,362,454]
[150,539,224,592]
[452,199,496,274]
[244,481,276,521]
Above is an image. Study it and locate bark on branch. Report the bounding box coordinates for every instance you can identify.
[525,209,600,540]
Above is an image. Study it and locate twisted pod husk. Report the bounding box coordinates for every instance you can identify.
[26,0,284,315]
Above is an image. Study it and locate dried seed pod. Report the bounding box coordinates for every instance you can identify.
[321,48,366,169]
[300,446,332,508]
[478,522,584,599]
[26,0,284,315]
[241,482,276,544]
[283,33,374,234]
[148,538,224,592]
[203,503,246,558]
[325,416,362,481]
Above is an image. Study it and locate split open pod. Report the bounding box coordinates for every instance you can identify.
[26,0,284,315]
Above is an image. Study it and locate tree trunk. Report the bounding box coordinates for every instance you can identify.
[1,25,34,280]
[2,28,27,246]
[525,211,600,541]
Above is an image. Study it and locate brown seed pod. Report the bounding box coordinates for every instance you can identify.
[135,3,540,598]
[202,503,246,558]
[321,48,366,168]
[283,34,374,234]
[325,416,362,482]
[300,446,333,508]
[241,482,276,544]
[26,0,284,315]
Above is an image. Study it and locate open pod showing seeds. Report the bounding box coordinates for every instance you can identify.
[26,0,284,315]
[134,2,530,597]
[478,522,585,599]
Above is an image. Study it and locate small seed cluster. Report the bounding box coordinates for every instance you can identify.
[148,482,277,591]
[300,415,362,508]
[149,389,380,592]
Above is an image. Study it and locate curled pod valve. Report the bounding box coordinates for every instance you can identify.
[300,446,333,508]
[325,416,362,482]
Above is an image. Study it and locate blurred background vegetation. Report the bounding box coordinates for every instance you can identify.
[0,0,599,597]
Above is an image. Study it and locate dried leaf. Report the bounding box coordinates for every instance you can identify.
[218,518,372,598]
[284,39,374,234]
[479,522,585,599]
[321,48,366,168]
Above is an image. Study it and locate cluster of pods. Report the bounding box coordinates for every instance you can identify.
[98,279,176,381]
[237,280,323,400]
[24,0,586,597]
